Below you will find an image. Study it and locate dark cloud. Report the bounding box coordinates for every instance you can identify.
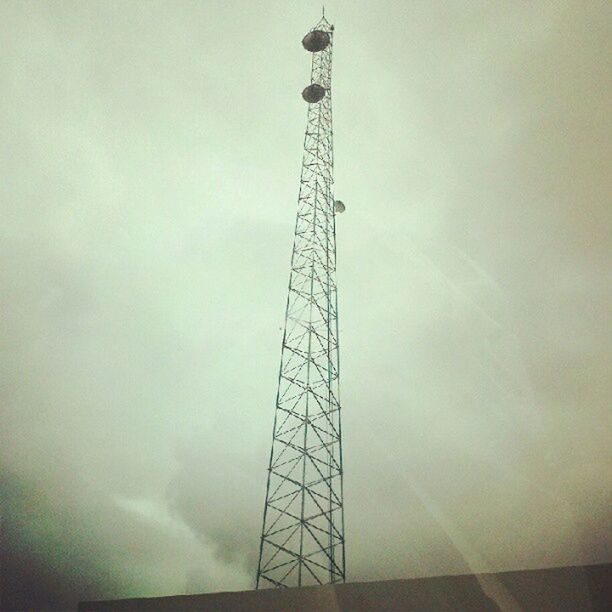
[1,470,133,611]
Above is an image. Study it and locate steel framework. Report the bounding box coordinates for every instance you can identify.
[256,13,345,589]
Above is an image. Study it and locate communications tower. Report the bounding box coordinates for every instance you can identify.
[256,12,346,589]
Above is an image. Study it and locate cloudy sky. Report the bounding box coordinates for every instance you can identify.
[1,1,610,609]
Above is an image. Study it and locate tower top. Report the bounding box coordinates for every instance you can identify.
[313,9,333,33]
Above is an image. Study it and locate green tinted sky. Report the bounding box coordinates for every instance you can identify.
[1,1,610,608]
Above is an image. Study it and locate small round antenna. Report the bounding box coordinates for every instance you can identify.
[302,83,326,103]
[302,30,330,53]
[334,200,346,213]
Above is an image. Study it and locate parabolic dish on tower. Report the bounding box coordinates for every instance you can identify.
[302,83,326,103]
[334,200,346,213]
[302,30,330,52]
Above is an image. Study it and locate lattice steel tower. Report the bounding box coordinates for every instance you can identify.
[256,12,346,589]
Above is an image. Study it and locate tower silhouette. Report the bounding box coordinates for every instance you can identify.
[256,13,345,589]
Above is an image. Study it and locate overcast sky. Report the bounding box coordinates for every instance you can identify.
[1,1,610,610]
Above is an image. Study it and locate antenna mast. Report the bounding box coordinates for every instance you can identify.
[256,13,345,589]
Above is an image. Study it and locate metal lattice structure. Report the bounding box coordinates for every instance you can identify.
[256,13,345,589]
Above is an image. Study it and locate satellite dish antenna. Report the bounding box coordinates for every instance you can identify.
[302,30,330,53]
[302,83,326,103]
[334,200,346,213]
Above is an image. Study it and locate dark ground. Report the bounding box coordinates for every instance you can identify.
[79,563,611,612]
